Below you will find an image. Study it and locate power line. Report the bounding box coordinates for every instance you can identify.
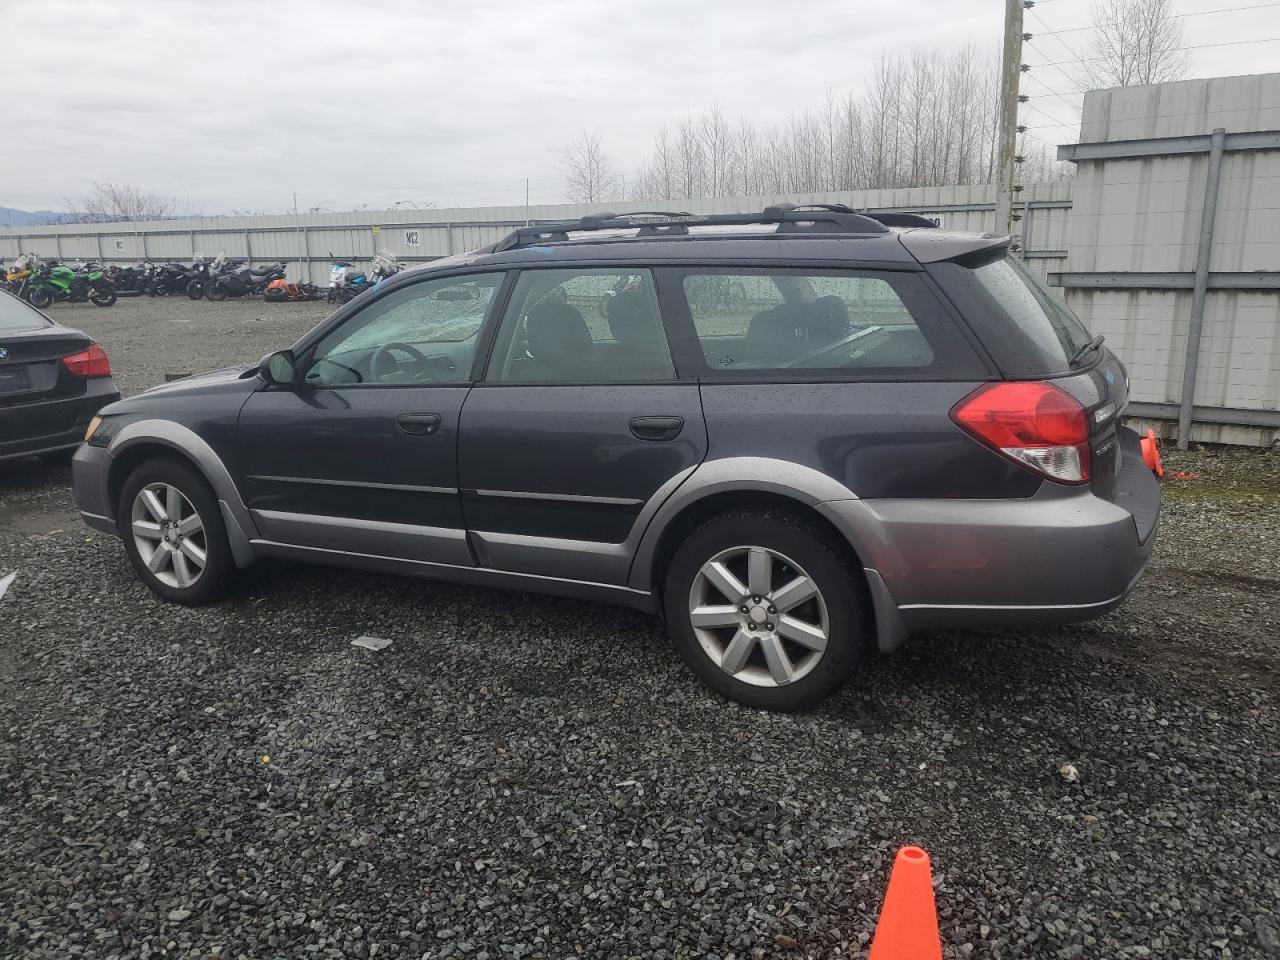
[1026,7,1088,65]
[1030,1,1280,37]
[1025,40,1084,93]
[1022,98,1078,129]
[1036,35,1280,67]
[1019,130,1060,149]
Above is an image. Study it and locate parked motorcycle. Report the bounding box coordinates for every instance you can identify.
[206,260,286,300]
[185,254,218,300]
[3,253,37,300]
[107,262,151,296]
[263,278,324,302]
[367,250,402,292]
[326,254,372,304]
[27,260,117,308]
[147,261,193,296]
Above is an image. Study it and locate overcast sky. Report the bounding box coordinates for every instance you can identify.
[2,0,1277,214]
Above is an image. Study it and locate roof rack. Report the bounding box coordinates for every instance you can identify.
[863,212,940,228]
[493,203,891,252]
[766,203,939,229]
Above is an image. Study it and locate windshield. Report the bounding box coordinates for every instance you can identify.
[0,291,47,333]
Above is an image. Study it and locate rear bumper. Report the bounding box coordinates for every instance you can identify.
[820,430,1161,646]
[0,380,120,462]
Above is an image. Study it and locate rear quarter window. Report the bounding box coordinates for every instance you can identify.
[0,292,47,333]
[929,252,1093,377]
[672,267,987,380]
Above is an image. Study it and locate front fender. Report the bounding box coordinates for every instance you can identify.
[107,419,259,566]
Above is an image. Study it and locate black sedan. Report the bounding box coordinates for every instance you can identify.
[0,291,120,463]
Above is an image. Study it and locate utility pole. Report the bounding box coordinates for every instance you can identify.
[994,0,1026,236]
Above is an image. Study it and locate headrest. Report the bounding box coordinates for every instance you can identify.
[526,301,592,360]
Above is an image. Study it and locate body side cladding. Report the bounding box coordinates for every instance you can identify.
[250,538,656,612]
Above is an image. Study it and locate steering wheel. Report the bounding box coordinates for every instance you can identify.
[371,341,428,381]
[780,325,885,369]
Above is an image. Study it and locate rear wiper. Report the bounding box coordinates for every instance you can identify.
[1069,334,1106,368]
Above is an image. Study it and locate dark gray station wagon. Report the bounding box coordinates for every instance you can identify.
[72,206,1160,710]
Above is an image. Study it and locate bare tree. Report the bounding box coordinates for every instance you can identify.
[1082,0,1190,88]
[66,181,175,222]
[560,132,620,203]
[627,44,1071,202]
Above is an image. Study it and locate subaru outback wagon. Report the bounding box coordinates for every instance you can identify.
[72,205,1160,710]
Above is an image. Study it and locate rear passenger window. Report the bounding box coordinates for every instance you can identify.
[486,268,676,383]
[681,269,972,377]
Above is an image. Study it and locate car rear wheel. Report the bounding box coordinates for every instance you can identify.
[119,458,231,606]
[664,509,868,711]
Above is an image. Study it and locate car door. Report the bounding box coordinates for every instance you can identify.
[236,271,507,566]
[457,266,707,586]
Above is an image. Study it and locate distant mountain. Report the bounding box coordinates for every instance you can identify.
[0,207,75,227]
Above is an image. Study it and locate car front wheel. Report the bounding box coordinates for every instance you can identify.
[118,458,231,605]
[664,509,869,711]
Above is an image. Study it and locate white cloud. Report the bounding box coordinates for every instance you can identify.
[2,0,1275,213]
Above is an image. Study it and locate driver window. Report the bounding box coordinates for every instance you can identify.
[304,272,503,386]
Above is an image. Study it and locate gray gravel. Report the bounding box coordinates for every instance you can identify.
[2,299,1279,958]
[38,294,329,397]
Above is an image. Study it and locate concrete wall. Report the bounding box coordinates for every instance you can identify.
[1061,73,1280,446]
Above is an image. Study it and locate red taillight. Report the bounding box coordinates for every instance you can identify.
[62,344,112,378]
[950,381,1091,484]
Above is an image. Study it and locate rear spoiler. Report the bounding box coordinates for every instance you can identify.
[897,231,1012,264]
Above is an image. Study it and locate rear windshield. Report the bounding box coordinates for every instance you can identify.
[0,291,47,333]
[929,252,1092,376]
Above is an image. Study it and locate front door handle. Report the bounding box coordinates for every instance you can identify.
[629,416,684,441]
[397,413,441,436]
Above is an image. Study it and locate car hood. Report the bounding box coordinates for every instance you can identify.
[101,364,259,415]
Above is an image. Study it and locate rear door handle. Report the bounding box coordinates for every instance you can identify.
[629,416,684,441]
[397,413,441,436]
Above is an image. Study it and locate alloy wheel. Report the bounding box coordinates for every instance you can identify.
[130,482,208,588]
[688,545,830,688]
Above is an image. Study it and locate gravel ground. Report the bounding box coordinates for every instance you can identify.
[2,298,1279,958]
[36,294,330,397]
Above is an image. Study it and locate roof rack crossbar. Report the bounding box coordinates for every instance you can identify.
[494,206,890,252]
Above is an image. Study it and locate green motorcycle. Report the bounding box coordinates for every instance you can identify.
[27,261,117,309]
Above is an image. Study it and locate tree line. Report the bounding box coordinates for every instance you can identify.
[564,0,1193,203]
[564,47,1068,204]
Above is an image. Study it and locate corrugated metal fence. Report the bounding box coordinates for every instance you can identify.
[0,182,1072,288]
[3,76,1277,447]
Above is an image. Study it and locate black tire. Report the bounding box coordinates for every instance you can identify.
[205,278,228,302]
[186,279,204,300]
[663,508,869,711]
[28,287,55,309]
[118,457,232,606]
[90,283,117,307]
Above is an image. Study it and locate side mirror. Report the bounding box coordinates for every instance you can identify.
[259,350,297,386]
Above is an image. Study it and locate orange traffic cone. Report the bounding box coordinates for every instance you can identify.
[1139,428,1164,478]
[867,846,943,960]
